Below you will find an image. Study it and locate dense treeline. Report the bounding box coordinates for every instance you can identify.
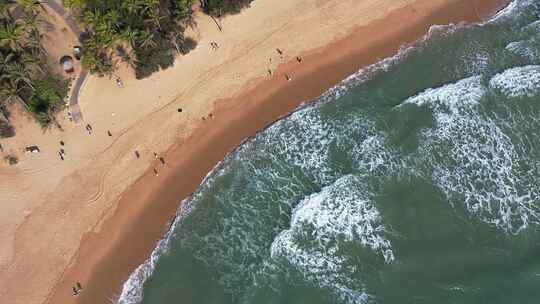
[66,0,255,79]
[201,0,254,16]
[64,0,196,79]
[0,0,68,132]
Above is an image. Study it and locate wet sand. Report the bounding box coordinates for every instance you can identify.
[46,0,510,303]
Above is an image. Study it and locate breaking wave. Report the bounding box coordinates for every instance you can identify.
[490,65,540,98]
[401,74,540,234]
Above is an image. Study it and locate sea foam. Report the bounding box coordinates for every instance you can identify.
[270,175,393,304]
[490,65,540,98]
[403,76,540,234]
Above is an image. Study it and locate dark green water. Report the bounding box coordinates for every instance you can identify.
[119,1,540,303]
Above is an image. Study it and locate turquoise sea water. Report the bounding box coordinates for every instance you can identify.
[119,1,540,303]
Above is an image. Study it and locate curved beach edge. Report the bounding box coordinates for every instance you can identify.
[47,1,511,304]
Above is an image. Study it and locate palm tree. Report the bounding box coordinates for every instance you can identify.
[0,83,29,110]
[20,51,44,74]
[137,29,156,49]
[121,27,138,48]
[83,9,103,30]
[0,52,16,74]
[0,0,16,17]
[63,0,86,10]
[105,10,120,29]
[6,61,35,90]
[20,9,40,32]
[117,46,138,69]
[141,0,164,30]
[122,0,143,16]
[0,21,25,51]
[15,0,44,15]
[147,9,164,30]
[20,11,46,56]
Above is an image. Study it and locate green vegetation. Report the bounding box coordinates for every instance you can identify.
[65,0,198,79]
[201,0,254,16]
[28,76,68,127]
[66,0,254,79]
[0,0,69,131]
[0,118,14,137]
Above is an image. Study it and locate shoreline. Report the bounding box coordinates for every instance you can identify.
[47,0,510,303]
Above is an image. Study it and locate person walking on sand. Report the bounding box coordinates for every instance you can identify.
[107,130,112,137]
[76,282,83,291]
[159,157,165,165]
[116,77,124,88]
[134,150,140,159]
[153,168,159,176]
[72,286,79,296]
[285,74,292,81]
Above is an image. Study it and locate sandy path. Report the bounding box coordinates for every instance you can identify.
[0,1,509,304]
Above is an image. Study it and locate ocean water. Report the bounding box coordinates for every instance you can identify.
[119,1,540,303]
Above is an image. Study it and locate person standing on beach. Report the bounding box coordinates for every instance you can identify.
[116,77,124,88]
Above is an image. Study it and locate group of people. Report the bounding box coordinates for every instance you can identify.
[133,150,165,177]
[72,281,83,296]
[58,123,115,161]
[210,41,220,51]
[152,152,166,176]
[268,48,303,82]
[85,123,93,135]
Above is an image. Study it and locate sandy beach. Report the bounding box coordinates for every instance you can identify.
[0,0,510,304]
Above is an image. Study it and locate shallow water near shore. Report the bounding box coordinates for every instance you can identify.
[120,1,540,303]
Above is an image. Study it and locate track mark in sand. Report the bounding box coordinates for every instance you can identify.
[81,136,142,206]
[83,172,106,206]
[17,162,58,176]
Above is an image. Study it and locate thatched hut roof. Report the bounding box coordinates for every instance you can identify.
[60,55,74,73]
